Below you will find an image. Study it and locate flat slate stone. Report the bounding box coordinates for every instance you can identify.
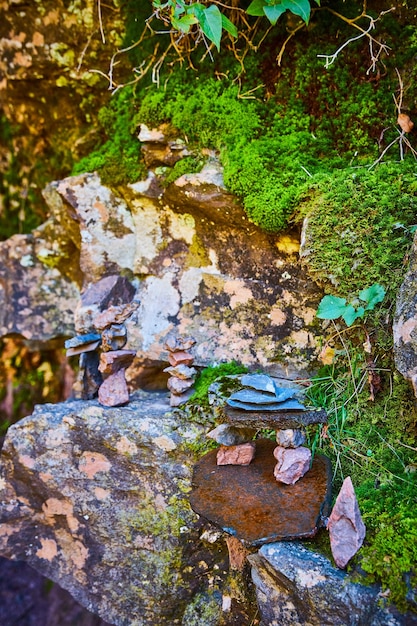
[222,406,327,429]
[227,398,306,411]
[190,439,332,547]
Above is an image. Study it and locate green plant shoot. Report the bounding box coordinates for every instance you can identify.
[316,283,386,326]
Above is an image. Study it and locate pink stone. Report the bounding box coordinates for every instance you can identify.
[99,350,136,376]
[98,370,129,407]
[217,442,256,466]
[93,302,138,330]
[167,376,194,394]
[273,446,311,485]
[164,336,196,352]
[327,476,366,568]
[167,351,194,367]
[169,388,194,407]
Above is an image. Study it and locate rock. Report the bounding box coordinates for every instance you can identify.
[93,303,139,332]
[249,541,413,626]
[190,439,332,546]
[206,424,256,446]
[167,376,195,395]
[98,370,129,407]
[216,442,256,466]
[165,336,196,352]
[169,388,195,407]
[0,392,232,626]
[167,351,195,367]
[393,238,417,395]
[222,405,327,430]
[101,324,127,352]
[273,446,312,485]
[276,428,306,448]
[138,124,167,143]
[98,350,136,376]
[240,373,276,394]
[227,397,307,411]
[73,352,102,401]
[327,476,366,569]
[0,234,79,348]
[65,334,102,357]
[163,364,197,379]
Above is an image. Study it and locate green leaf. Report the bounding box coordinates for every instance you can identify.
[342,304,365,326]
[263,3,287,25]
[246,0,267,17]
[196,4,223,50]
[316,295,347,320]
[359,283,386,310]
[282,0,311,23]
[171,14,198,33]
[221,13,238,38]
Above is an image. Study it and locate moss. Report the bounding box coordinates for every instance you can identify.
[188,362,248,409]
[162,156,205,187]
[298,162,417,299]
[72,87,146,186]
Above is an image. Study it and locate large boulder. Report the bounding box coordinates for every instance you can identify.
[0,390,234,625]
[0,165,323,379]
[249,542,416,626]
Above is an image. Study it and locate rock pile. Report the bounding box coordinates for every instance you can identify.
[164,336,197,406]
[209,373,326,485]
[65,275,139,407]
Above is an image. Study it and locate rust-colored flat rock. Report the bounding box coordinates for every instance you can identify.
[189,439,332,547]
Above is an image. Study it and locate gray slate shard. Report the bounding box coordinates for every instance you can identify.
[240,373,276,394]
[227,398,306,411]
[65,333,101,349]
[229,389,282,405]
[273,387,301,403]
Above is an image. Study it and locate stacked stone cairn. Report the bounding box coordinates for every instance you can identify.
[163,336,197,407]
[65,275,138,407]
[209,373,324,485]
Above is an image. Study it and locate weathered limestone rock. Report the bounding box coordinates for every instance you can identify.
[327,476,366,569]
[276,428,306,448]
[207,424,256,446]
[0,233,79,347]
[0,391,232,626]
[0,165,324,378]
[250,542,416,626]
[393,235,417,395]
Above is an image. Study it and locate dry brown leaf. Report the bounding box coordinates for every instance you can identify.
[397,113,414,133]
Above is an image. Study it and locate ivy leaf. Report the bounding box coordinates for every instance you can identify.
[221,13,238,38]
[342,304,365,327]
[246,0,267,17]
[263,3,287,25]
[193,4,223,50]
[282,0,311,23]
[316,295,347,320]
[359,283,386,310]
[171,14,198,33]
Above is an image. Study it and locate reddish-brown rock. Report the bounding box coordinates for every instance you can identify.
[98,351,136,376]
[217,442,256,466]
[98,369,130,407]
[273,446,312,485]
[167,351,195,367]
[327,476,366,568]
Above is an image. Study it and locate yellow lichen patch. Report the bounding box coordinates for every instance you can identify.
[93,200,109,222]
[42,498,79,532]
[79,451,112,479]
[36,537,58,561]
[275,235,300,255]
[268,306,287,326]
[116,436,138,456]
[223,280,254,310]
[168,212,195,245]
[13,51,32,68]
[43,10,60,25]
